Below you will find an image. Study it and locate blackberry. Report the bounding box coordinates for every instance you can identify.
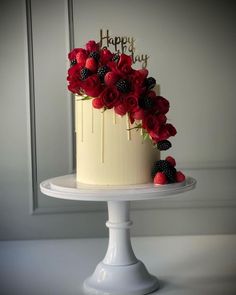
[157,140,172,151]
[116,79,130,93]
[97,65,110,82]
[145,77,156,90]
[138,96,154,110]
[80,67,92,80]
[89,51,100,62]
[70,59,77,66]
[151,160,171,179]
[164,167,176,183]
[112,53,120,62]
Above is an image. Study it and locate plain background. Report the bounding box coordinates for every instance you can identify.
[0,0,236,240]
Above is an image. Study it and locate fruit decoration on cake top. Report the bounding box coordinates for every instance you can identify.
[67,40,176,144]
[67,32,186,185]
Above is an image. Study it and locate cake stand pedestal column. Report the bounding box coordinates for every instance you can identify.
[40,174,196,295]
[84,200,159,295]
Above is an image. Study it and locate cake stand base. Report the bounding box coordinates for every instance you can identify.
[84,261,159,295]
[83,201,159,295]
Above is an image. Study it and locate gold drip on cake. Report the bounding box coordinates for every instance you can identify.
[80,100,84,142]
[126,114,131,141]
[113,111,117,124]
[101,111,104,163]
[91,104,94,133]
[75,97,78,133]
[140,125,143,136]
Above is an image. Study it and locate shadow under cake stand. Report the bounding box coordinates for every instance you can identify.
[40,174,196,295]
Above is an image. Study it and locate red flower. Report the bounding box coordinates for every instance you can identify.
[117,54,133,75]
[123,93,139,112]
[138,68,149,79]
[156,96,170,114]
[147,91,156,99]
[92,97,104,109]
[107,61,117,72]
[67,64,82,93]
[67,63,81,82]
[114,104,127,116]
[68,48,80,61]
[68,81,81,94]
[130,69,148,90]
[166,123,177,136]
[151,123,177,142]
[86,40,99,52]
[156,126,171,141]
[142,114,160,133]
[104,71,120,86]
[81,75,102,97]
[156,113,167,125]
[132,108,144,120]
[100,48,113,64]
[100,86,120,109]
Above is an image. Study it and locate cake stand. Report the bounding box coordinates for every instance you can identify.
[40,174,196,295]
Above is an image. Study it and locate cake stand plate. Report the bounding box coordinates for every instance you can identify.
[40,175,196,295]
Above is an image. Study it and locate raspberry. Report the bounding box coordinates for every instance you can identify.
[176,171,186,182]
[97,65,110,82]
[154,172,168,185]
[104,72,119,86]
[116,79,130,93]
[145,77,156,90]
[80,67,91,80]
[157,140,172,151]
[165,156,176,167]
[76,51,87,65]
[89,51,100,62]
[85,57,97,73]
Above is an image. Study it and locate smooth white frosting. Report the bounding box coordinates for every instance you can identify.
[75,95,159,185]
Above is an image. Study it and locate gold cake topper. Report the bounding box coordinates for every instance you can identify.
[99,29,149,68]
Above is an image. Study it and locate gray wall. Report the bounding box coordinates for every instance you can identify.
[0,0,236,240]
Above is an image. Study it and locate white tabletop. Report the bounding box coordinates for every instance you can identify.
[1,235,235,295]
[40,174,196,201]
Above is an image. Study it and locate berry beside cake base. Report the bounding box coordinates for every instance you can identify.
[152,156,186,185]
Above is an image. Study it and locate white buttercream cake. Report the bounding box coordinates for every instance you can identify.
[75,96,158,185]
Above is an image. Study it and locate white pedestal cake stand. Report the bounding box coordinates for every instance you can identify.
[40,174,196,295]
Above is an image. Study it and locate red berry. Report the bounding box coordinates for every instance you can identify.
[176,171,186,182]
[154,172,168,185]
[85,57,97,72]
[92,98,104,109]
[104,72,119,86]
[165,156,176,167]
[76,51,87,66]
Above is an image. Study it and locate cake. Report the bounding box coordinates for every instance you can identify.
[67,39,183,185]
[75,96,158,185]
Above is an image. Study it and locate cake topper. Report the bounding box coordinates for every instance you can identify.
[99,29,149,68]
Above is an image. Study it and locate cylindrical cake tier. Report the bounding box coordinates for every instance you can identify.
[75,96,159,185]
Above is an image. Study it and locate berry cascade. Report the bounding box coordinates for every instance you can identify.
[67,40,185,185]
